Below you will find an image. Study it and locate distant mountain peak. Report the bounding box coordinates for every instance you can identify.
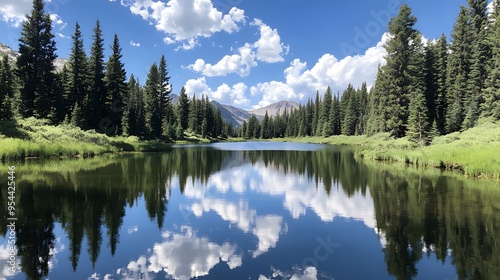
[0,42,67,71]
[249,100,300,117]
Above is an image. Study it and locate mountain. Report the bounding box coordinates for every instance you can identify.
[249,101,300,117]
[0,42,67,71]
[210,100,251,127]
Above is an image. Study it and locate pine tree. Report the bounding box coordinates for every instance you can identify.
[424,42,438,126]
[17,0,57,119]
[121,75,139,136]
[305,98,313,136]
[214,107,223,138]
[0,55,14,120]
[312,91,320,136]
[87,20,106,130]
[201,96,214,137]
[332,94,341,135]
[342,84,359,136]
[177,86,190,130]
[446,6,472,132]
[463,0,490,128]
[158,55,173,131]
[145,63,162,138]
[482,0,500,120]
[246,114,260,139]
[407,90,430,145]
[105,34,127,135]
[407,34,430,144]
[50,70,65,124]
[434,34,449,134]
[320,86,333,137]
[188,94,199,133]
[379,4,421,138]
[356,82,369,135]
[366,66,390,135]
[261,111,270,139]
[68,22,89,128]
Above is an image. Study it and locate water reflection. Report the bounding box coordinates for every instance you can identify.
[0,144,499,279]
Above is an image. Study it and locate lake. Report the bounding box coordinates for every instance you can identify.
[1,142,500,280]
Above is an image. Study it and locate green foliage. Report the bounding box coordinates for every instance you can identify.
[87,20,106,130]
[446,6,472,133]
[67,22,89,123]
[482,0,500,120]
[245,114,260,139]
[104,34,127,135]
[16,0,57,119]
[144,63,162,138]
[377,4,421,138]
[176,86,189,130]
[0,54,14,120]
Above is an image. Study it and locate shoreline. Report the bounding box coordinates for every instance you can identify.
[1,119,498,180]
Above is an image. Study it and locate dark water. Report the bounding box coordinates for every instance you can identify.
[1,142,500,280]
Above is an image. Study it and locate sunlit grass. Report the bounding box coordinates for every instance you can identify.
[269,121,500,179]
[0,117,172,161]
[359,121,500,179]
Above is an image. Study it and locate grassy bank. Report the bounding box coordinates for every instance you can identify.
[0,118,174,161]
[271,121,500,179]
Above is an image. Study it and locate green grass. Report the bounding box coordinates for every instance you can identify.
[359,121,500,179]
[0,118,172,161]
[268,121,500,179]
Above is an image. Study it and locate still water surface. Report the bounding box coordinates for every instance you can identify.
[1,142,499,280]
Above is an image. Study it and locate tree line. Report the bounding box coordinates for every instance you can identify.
[238,1,500,144]
[0,0,229,140]
[1,0,499,143]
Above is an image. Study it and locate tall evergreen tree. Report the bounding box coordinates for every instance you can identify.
[246,114,260,139]
[434,34,449,134]
[312,91,320,136]
[482,0,500,120]
[87,20,106,130]
[188,94,199,133]
[407,33,430,144]
[17,0,57,119]
[214,107,223,138]
[104,34,127,135]
[121,75,144,136]
[0,55,14,120]
[366,66,391,135]
[446,6,472,132]
[68,22,89,127]
[342,85,359,136]
[378,4,421,138]
[320,86,333,137]
[158,55,173,131]
[261,111,270,139]
[176,86,190,130]
[463,0,490,128]
[144,63,162,138]
[356,82,369,135]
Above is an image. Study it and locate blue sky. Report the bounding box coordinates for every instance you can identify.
[0,0,492,110]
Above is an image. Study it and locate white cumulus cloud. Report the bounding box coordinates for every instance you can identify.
[252,18,288,63]
[0,0,31,27]
[184,77,250,106]
[250,33,390,108]
[0,0,65,28]
[188,43,256,77]
[121,0,246,49]
[186,18,287,77]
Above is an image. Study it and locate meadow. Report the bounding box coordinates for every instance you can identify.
[271,120,500,179]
